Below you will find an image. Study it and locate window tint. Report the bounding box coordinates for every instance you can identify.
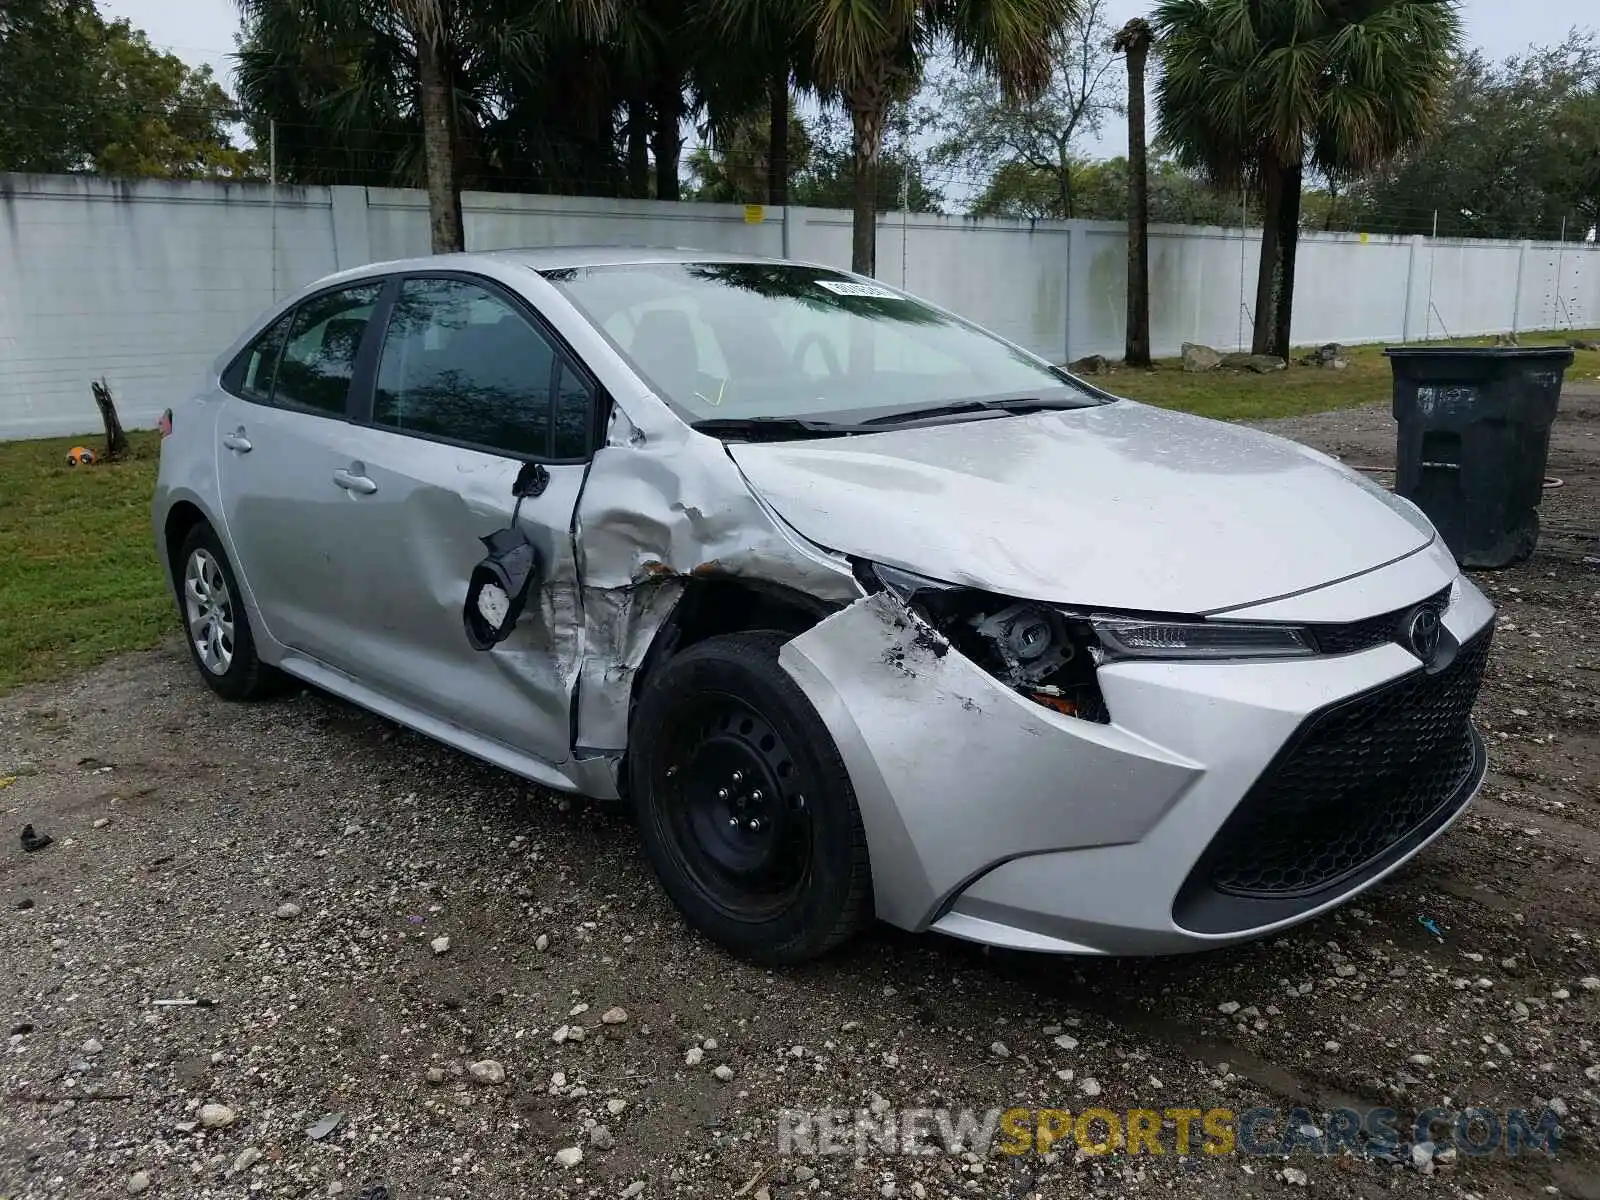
[554,362,593,459]
[275,284,382,416]
[375,278,556,457]
[226,313,292,402]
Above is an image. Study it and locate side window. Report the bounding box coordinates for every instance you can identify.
[375,278,556,457]
[554,363,593,459]
[223,312,292,403]
[274,283,382,416]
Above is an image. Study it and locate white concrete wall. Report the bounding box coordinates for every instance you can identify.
[2,172,1597,438]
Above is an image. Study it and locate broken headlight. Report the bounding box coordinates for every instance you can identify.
[861,563,1110,723]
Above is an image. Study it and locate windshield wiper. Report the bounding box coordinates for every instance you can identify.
[691,416,866,441]
[859,393,1099,427]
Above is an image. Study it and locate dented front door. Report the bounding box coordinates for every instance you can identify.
[325,274,593,766]
[334,429,584,763]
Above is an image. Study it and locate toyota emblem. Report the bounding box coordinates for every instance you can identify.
[1402,605,1443,663]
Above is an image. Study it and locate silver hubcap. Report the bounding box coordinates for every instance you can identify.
[183,548,235,676]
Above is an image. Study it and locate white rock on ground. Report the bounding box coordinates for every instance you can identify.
[685,1046,704,1066]
[468,1059,506,1085]
[430,935,451,955]
[712,1064,735,1081]
[231,1147,262,1174]
[275,902,301,920]
[554,1146,583,1168]
[126,1172,151,1195]
[601,1006,628,1025]
[198,1103,236,1128]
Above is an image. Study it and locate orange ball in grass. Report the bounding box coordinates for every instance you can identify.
[66,446,96,466]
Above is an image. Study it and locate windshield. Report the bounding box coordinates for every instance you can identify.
[543,262,1101,425]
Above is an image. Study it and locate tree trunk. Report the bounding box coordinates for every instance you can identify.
[1270,162,1304,359]
[1122,30,1151,367]
[1251,157,1285,355]
[652,78,682,202]
[847,79,888,276]
[416,38,463,254]
[91,378,129,461]
[768,69,789,207]
[627,96,650,199]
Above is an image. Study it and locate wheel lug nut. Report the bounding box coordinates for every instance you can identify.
[716,787,729,801]
[747,818,762,832]
[731,771,744,784]
[750,789,764,803]
[728,816,740,827]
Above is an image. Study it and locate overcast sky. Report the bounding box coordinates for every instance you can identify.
[101,0,1594,161]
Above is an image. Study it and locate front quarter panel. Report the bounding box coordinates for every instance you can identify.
[152,391,226,589]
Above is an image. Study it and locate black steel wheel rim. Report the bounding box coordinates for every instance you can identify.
[650,690,813,922]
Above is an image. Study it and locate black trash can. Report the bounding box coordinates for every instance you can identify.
[1383,346,1574,568]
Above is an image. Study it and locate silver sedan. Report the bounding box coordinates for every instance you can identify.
[152,249,1495,963]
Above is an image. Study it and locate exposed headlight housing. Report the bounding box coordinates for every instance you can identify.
[861,563,1110,722]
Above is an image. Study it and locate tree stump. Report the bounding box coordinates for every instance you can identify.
[90,378,130,462]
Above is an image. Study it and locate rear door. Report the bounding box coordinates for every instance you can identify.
[215,281,384,666]
[328,274,598,766]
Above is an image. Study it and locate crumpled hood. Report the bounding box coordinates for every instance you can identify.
[728,400,1436,614]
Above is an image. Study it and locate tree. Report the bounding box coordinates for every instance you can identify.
[972,155,1246,225]
[686,111,814,203]
[1155,0,1462,358]
[235,0,618,248]
[1335,34,1600,240]
[709,0,1075,275]
[1113,16,1152,366]
[927,0,1118,221]
[1,0,250,178]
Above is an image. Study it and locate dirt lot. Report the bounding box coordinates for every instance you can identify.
[2,390,1599,1200]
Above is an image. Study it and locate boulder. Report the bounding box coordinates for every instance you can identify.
[1220,352,1255,369]
[1067,354,1110,376]
[1247,354,1287,373]
[1181,343,1223,372]
[1570,338,1600,352]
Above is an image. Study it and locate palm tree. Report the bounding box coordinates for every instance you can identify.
[1113,17,1152,367]
[1154,0,1461,358]
[705,0,1075,275]
[236,0,617,252]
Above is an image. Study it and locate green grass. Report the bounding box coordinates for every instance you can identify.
[1106,330,1600,420]
[0,431,170,693]
[2,330,1598,693]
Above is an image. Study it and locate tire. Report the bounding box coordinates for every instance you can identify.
[174,522,282,701]
[628,631,873,964]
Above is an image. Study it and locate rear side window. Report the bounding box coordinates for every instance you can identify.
[374,278,558,457]
[273,284,382,416]
[224,313,292,402]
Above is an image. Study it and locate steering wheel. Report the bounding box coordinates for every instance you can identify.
[792,331,843,378]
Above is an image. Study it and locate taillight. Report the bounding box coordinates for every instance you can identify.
[158,409,173,438]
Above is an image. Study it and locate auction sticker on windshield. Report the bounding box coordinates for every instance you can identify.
[815,280,902,299]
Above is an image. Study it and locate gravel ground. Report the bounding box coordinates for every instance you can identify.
[3,391,1600,1200]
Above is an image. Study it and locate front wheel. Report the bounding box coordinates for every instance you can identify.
[628,631,872,964]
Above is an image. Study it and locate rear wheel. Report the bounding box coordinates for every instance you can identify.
[176,522,282,700]
[629,631,872,963]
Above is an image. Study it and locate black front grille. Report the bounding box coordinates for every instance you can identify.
[1309,586,1452,656]
[1176,626,1491,930]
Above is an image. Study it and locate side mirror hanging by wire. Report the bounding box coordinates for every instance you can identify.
[463,462,550,651]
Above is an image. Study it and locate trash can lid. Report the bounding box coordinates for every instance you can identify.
[1383,345,1576,362]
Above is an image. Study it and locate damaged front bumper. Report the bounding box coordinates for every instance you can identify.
[778,577,1496,956]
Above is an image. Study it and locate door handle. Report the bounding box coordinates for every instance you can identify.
[333,466,378,495]
[221,429,252,453]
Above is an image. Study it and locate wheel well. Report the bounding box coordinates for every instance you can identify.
[629,577,835,716]
[163,502,208,588]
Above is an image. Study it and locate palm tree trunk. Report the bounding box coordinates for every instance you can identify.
[847,78,888,276]
[1122,28,1151,367]
[1270,162,1304,359]
[627,96,650,199]
[768,69,789,207]
[652,77,682,202]
[416,38,463,253]
[1251,158,1285,355]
